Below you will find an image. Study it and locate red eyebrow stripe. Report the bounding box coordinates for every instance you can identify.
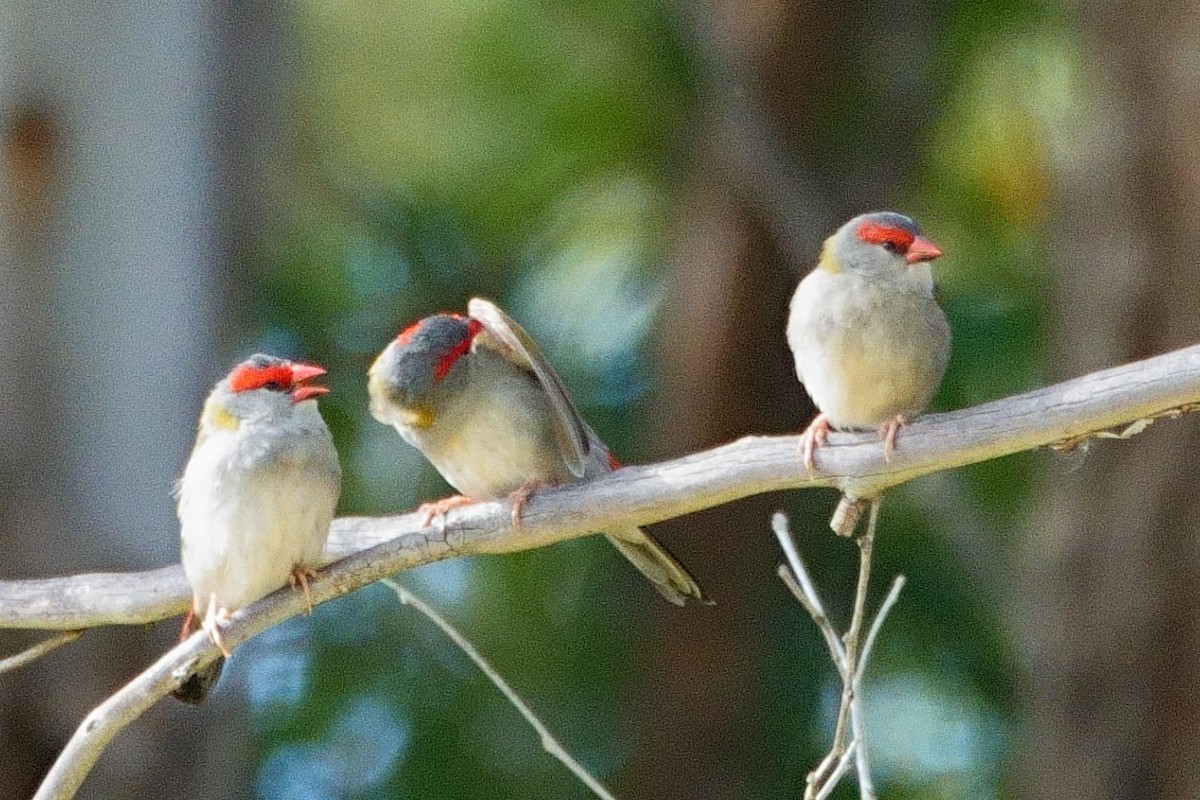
[856,220,915,251]
[396,320,423,345]
[432,317,484,382]
[229,364,294,393]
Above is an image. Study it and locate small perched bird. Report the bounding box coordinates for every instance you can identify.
[787,212,949,511]
[368,297,705,605]
[174,354,341,702]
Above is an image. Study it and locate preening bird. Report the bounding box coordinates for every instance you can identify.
[368,297,706,606]
[787,212,949,519]
[174,354,341,702]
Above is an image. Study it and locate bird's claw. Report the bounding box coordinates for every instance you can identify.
[289,566,320,614]
[201,595,233,657]
[878,415,909,463]
[417,495,475,530]
[508,480,548,531]
[799,413,832,478]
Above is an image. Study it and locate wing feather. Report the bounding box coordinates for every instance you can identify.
[467,297,590,478]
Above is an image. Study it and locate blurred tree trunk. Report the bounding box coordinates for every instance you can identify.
[0,2,278,797]
[633,1,937,796]
[1020,2,1200,798]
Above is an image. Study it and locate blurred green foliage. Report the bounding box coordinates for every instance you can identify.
[232,0,1073,797]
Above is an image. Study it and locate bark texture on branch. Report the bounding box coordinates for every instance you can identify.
[21,342,1200,800]
[4,342,1200,633]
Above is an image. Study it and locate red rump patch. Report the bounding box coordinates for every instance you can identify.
[606,451,623,471]
[433,317,484,382]
[229,363,296,393]
[856,220,915,253]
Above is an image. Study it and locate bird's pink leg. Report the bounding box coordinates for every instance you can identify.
[201,594,233,657]
[289,566,320,614]
[878,414,909,463]
[179,607,197,641]
[508,479,549,531]
[799,413,832,478]
[417,495,475,528]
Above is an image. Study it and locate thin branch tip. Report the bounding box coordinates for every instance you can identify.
[0,629,84,674]
[381,580,617,800]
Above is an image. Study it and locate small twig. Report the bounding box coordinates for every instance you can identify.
[773,513,847,676]
[777,505,899,800]
[1050,402,1200,451]
[380,579,618,800]
[830,499,879,764]
[812,740,858,800]
[772,513,832,625]
[850,575,905,800]
[857,575,906,683]
[0,630,83,673]
[848,697,874,799]
[778,564,849,679]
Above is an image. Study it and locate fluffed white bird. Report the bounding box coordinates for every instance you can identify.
[174,353,341,702]
[787,212,949,531]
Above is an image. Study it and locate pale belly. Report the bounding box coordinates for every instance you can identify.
[406,383,572,499]
[789,270,950,429]
[179,446,337,613]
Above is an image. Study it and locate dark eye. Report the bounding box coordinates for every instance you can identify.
[881,240,899,253]
[262,381,285,392]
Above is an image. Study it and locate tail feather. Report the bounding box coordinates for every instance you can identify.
[171,608,226,704]
[606,527,708,606]
[171,657,225,705]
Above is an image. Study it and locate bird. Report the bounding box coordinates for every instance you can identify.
[368,297,706,606]
[786,211,949,528]
[173,353,341,703]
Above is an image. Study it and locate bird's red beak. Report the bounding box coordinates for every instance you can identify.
[906,236,943,264]
[289,363,330,403]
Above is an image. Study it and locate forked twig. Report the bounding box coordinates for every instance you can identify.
[773,507,904,800]
[813,740,859,800]
[850,574,905,798]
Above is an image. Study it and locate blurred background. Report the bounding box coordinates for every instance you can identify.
[2,0,1199,798]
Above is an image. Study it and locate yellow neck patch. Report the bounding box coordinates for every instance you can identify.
[402,405,435,429]
[203,397,241,433]
[817,237,842,274]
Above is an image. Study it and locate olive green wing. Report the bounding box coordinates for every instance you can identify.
[467,297,590,479]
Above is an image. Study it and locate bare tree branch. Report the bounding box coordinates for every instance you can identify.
[25,344,1200,799]
[6,343,1200,633]
[33,533,417,800]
